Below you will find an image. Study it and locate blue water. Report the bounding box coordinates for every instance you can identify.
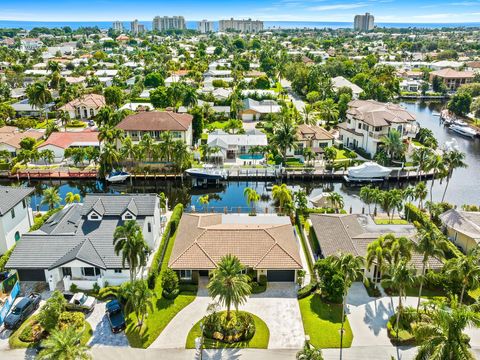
[239,154,263,160]
[1,20,479,31]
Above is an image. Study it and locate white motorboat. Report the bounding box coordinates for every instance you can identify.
[449,124,477,139]
[345,162,392,182]
[106,171,130,183]
[185,165,228,180]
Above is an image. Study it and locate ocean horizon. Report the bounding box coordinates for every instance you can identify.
[1,20,480,31]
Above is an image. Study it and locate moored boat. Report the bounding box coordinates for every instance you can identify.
[344,162,392,183]
[106,171,130,183]
[449,124,477,139]
[185,165,227,180]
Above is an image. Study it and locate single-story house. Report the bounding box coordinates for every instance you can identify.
[439,209,480,253]
[0,130,43,156]
[241,98,281,121]
[287,124,334,159]
[207,129,268,161]
[332,76,363,99]
[169,213,303,283]
[11,99,55,117]
[59,94,106,120]
[37,131,99,162]
[6,194,162,290]
[309,214,443,279]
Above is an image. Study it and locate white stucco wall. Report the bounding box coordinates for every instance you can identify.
[0,199,33,254]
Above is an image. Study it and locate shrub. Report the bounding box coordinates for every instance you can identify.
[92,283,100,294]
[69,283,78,293]
[363,277,381,297]
[0,245,16,271]
[258,274,267,286]
[29,207,63,232]
[297,282,316,299]
[315,259,344,303]
[97,286,120,300]
[161,268,179,296]
[57,311,85,331]
[203,311,255,344]
[18,320,44,343]
[37,290,67,332]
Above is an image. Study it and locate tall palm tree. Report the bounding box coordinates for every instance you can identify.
[244,187,260,215]
[172,141,191,172]
[317,98,339,126]
[139,133,155,161]
[65,192,81,204]
[158,131,175,162]
[383,260,416,341]
[301,104,317,125]
[41,187,61,210]
[441,150,467,202]
[272,118,297,164]
[415,227,447,311]
[37,327,90,360]
[303,147,316,167]
[207,254,251,321]
[380,129,405,163]
[100,142,121,175]
[272,183,292,214]
[120,136,136,169]
[383,234,413,266]
[113,220,148,282]
[327,192,344,213]
[445,247,480,304]
[414,182,428,210]
[413,300,480,360]
[366,235,392,289]
[425,153,445,204]
[359,185,375,214]
[332,253,364,359]
[183,87,198,109]
[412,147,433,181]
[26,82,52,119]
[124,280,153,330]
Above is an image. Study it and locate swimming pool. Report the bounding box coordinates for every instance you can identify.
[239,154,263,160]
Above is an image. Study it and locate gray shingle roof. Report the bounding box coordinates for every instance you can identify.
[0,185,34,215]
[82,194,157,217]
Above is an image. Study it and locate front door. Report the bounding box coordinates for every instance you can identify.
[62,267,72,277]
[199,270,209,277]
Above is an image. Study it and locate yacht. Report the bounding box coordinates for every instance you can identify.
[106,171,130,183]
[344,162,392,183]
[449,124,477,139]
[185,165,228,180]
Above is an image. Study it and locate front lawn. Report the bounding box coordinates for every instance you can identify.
[185,311,269,349]
[382,283,446,299]
[298,293,353,348]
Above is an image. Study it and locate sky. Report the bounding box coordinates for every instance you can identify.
[1,0,480,23]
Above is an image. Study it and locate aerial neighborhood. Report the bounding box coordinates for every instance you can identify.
[0,8,480,360]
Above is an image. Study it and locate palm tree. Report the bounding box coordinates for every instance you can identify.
[183,87,198,109]
[113,220,148,282]
[207,254,251,321]
[172,141,191,172]
[415,227,447,311]
[296,340,324,360]
[445,247,480,304]
[37,327,90,360]
[301,104,317,125]
[332,253,364,358]
[366,235,392,289]
[244,187,260,215]
[272,118,297,164]
[359,185,375,214]
[100,142,121,175]
[26,82,52,119]
[272,183,292,214]
[303,147,316,167]
[139,133,155,160]
[425,153,445,204]
[317,99,339,126]
[441,150,467,202]
[199,195,209,212]
[380,129,405,163]
[383,234,413,266]
[41,187,61,210]
[414,182,428,210]
[124,280,153,330]
[383,260,416,341]
[412,147,433,181]
[65,192,80,204]
[158,131,175,162]
[327,192,344,213]
[39,149,54,165]
[413,300,480,360]
[120,136,136,169]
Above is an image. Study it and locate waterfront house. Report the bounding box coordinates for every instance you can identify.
[37,131,99,163]
[11,99,55,117]
[116,110,193,146]
[429,68,475,91]
[287,124,335,159]
[240,98,281,121]
[0,129,43,156]
[309,213,443,279]
[6,194,162,290]
[206,129,268,162]
[169,213,303,283]
[0,186,34,255]
[59,94,106,120]
[439,209,480,253]
[337,100,419,158]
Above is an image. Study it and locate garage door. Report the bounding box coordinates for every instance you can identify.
[267,270,295,282]
[17,269,46,282]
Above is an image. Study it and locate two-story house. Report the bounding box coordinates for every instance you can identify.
[0,186,34,255]
[6,194,162,290]
[337,100,418,157]
[59,94,106,120]
[116,110,193,149]
[287,124,335,159]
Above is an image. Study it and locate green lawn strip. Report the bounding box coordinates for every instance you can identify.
[295,224,314,275]
[126,224,198,348]
[299,293,353,349]
[383,283,446,299]
[374,218,410,225]
[185,311,269,349]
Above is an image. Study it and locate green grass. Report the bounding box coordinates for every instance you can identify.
[412,140,424,147]
[468,287,480,301]
[295,224,314,275]
[383,283,446,299]
[185,311,269,349]
[125,226,198,348]
[334,148,349,160]
[374,218,410,225]
[298,293,353,349]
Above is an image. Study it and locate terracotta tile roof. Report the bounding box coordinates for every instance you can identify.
[297,124,334,141]
[116,111,193,131]
[431,68,475,79]
[60,94,106,112]
[169,214,303,270]
[38,131,99,149]
[347,100,416,127]
[0,130,43,149]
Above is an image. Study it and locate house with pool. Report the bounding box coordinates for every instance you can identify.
[206,129,268,163]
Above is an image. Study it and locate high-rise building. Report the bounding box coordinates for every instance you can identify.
[354,13,374,32]
[152,16,186,31]
[130,19,145,35]
[218,18,263,33]
[112,21,123,32]
[198,19,214,33]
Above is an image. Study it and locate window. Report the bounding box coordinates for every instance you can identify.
[114,269,122,274]
[147,223,152,233]
[90,213,99,220]
[14,231,20,242]
[172,131,182,139]
[82,267,101,277]
[374,126,382,132]
[179,270,192,280]
[89,109,94,117]
[357,123,362,129]
[124,213,133,220]
[22,199,26,209]
[11,208,15,219]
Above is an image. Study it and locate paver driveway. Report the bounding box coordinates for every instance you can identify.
[150,280,304,349]
[86,301,129,347]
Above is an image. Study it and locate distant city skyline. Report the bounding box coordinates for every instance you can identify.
[1,0,480,23]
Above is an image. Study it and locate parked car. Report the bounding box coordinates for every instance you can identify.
[3,293,41,330]
[105,300,126,333]
[88,120,95,127]
[63,292,96,313]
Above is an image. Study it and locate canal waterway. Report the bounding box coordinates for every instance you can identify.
[3,101,480,212]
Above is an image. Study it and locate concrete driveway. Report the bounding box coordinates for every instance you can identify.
[150,280,304,349]
[86,301,129,347]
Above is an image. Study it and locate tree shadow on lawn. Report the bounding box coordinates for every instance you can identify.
[309,294,343,324]
[125,320,149,348]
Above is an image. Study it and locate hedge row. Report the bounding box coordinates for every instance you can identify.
[146,203,184,289]
[30,207,63,232]
[404,203,463,259]
[0,245,15,271]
